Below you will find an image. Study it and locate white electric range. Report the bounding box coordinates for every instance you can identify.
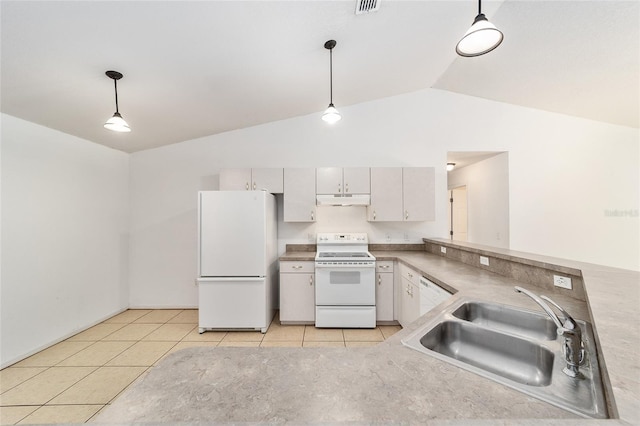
[314,233,376,328]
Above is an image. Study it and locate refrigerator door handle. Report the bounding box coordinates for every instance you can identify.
[198,277,266,282]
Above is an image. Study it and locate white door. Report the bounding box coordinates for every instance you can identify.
[316,167,343,194]
[283,168,316,222]
[198,277,267,330]
[450,186,468,241]
[343,167,370,194]
[252,168,284,193]
[315,266,375,305]
[199,191,266,277]
[219,168,252,191]
[368,167,403,221]
[402,167,435,221]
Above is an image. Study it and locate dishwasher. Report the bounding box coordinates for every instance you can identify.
[419,276,452,315]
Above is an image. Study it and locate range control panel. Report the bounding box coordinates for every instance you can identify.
[317,233,368,244]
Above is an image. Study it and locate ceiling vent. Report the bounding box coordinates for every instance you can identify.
[355,0,381,15]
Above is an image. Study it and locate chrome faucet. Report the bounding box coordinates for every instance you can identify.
[514,286,584,378]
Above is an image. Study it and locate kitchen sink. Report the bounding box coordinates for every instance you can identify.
[420,320,554,386]
[402,297,608,419]
[451,301,558,341]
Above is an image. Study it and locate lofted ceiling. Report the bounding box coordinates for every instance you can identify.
[1,1,637,154]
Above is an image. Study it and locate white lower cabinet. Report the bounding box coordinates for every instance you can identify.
[376,261,394,322]
[279,261,315,323]
[397,263,421,328]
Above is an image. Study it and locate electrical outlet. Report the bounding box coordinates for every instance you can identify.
[386,233,391,242]
[554,275,572,289]
[404,233,409,241]
[440,246,447,254]
[480,256,490,266]
[308,233,315,242]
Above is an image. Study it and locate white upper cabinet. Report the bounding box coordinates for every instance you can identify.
[402,167,435,222]
[316,167,370,195]
[283,168,316,222]
[220,168,283,193]
[368,167,435,222]
[220,168,252,191]
[368,168,403,221]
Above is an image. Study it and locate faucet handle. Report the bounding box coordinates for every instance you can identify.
[540,295,579,331]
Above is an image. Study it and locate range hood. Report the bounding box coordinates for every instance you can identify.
[316,194,371,206]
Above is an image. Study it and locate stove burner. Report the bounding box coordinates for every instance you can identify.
[318,252,370,258]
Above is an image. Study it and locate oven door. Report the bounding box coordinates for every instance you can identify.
[315,263,375,305]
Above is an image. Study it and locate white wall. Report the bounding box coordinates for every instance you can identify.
[447,153,510,248]
[1,114,130,367]
[128,88,639,308]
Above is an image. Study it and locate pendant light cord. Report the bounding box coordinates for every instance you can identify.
[478,0,482,15]
[329,47,333,104]
[113,79,120,114]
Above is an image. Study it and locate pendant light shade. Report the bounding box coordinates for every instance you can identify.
[456,0,503,57]
[104,70,131,132]
[322,103,341,124]
[322,40,342,124]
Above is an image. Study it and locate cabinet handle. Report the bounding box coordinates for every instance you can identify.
[405,210,409,220]
[378,274,381,285]
[245,182,249,190]
[338,183,341,193]
[311,210,314,221]
[292,265,303,269]
[373,210,376,220]
[253,182,256,190]
[309,276,313,286]
[345,183,349,193]
[379,265,390,269]
[408,272,413,278]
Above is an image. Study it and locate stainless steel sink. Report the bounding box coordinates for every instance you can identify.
[402,297,608,419]
[451,301,557,341]
[421,320,555,386]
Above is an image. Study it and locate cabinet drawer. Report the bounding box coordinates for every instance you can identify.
[376,261,394,273]
[398,263,419,286]
[280,261,315,273]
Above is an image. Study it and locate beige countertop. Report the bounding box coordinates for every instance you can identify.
[96,244,638,424]
[279,241,639,423]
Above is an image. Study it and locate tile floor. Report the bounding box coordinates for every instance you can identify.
[0,309,401,425]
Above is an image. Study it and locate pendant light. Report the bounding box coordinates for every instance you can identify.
[446,163,456,172]
[104,70,131,132]
[322,40,342,124]
[456,0,503,57]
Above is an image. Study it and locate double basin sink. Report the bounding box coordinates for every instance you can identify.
[402,297,608,419]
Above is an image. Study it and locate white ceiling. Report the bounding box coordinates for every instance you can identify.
[1,1,637,153]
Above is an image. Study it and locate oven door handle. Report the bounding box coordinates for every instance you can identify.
[315,263,376,269]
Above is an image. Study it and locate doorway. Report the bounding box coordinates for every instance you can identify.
[448,186,467,242]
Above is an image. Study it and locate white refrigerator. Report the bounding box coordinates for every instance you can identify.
[197,190,277,334]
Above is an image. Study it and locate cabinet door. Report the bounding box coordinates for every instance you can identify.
[402,167,435,222]
[343,167,370,194]
[316,167,343,194]
[376,272,394,321]
[252,168,283,193]
[368,167,403,221]
[279,273,315,323]
[220,168,252,191]
[284,168,316,222]
[399,278,420,327]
